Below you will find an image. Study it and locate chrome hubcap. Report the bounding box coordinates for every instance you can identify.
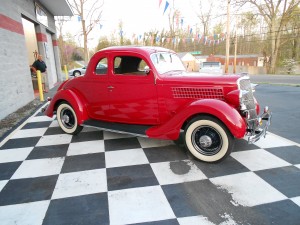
[62,114,70,124]
[60,108,75,129]
[199,135,212,148]
[191,125,222,156]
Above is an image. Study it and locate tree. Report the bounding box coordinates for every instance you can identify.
[234,0,300,73]
[68,0,104,64]
[55,16,71,67]
[195,0,215,37]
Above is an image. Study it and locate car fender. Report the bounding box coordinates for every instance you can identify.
[146,99,246,140]
[44,89,89,125]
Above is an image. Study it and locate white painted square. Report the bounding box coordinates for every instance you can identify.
[36,134,72,146]
[108,186,175,225]
[0,200,50,225]
[254,133,295,149]
[51,169,107,199]
[103,131,133,140]
[210,172,287,207]
[67,140,105,156]
[231,149,290,171]
[105,148,149,168]
[28,116,54,123]
[0,147,33,163]
[10,128,47,139]
[291,196,300,207]
[178,216,218,225]
[151,160,207,185]
[138,137,175,148]
[0,180,8,192]
[11,157,64,179]
[49,120,59,127]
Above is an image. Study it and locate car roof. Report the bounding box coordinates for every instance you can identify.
[98,46,175,55]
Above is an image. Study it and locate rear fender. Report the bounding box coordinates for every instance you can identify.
[146,99,246,140]
[44,89,88,125]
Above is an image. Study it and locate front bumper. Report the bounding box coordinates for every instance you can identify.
[247,107,272,144]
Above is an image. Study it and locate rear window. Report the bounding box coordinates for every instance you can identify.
[202,62,221,68]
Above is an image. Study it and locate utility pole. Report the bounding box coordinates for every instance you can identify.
[233,31,237,73]
[225,0,230,74]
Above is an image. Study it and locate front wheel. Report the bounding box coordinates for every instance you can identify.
[57,103,83,135]
[73,70,81,77]
[184,116,234,162]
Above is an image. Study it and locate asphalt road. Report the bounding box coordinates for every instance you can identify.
[250,74,300,86]
[253,82,300,144]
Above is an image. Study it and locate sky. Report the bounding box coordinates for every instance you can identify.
[63,0,226,48]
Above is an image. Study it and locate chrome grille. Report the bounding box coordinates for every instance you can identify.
[238,78,257,119]
[172,87,224,100]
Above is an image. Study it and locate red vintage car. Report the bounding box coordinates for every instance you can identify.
[43,46,271,162]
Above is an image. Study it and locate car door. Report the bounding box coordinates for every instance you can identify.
[108,53,159,125]
[79,56,110,120]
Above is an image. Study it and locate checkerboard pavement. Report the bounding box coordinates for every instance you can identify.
[0,107,300,225]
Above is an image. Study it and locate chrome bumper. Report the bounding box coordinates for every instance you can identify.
[247,108,272,144]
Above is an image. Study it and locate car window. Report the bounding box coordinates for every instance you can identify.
[95,58,108,75]
[114,56,148,75]
[150,52,185,74]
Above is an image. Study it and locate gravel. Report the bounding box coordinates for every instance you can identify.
[0,99,44,142]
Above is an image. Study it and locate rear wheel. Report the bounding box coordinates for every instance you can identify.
[184,116,234,162]
[57,103,83,135]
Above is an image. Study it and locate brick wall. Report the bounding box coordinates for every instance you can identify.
[0,0,60,120]
[0,4,34,120]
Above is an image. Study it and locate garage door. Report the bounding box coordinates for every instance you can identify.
[46,32,57,88]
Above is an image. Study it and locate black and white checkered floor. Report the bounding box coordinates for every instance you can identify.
[0,108,300,225]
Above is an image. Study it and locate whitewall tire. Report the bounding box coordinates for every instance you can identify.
[57,103,83,135]
[184,116,234,162]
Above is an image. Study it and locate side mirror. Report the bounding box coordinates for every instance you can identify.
[144,66,150,74]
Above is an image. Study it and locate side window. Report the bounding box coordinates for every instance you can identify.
[95,58,108,75]
[114,56,148,75]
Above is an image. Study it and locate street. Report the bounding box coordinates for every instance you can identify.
[253,79,300,144]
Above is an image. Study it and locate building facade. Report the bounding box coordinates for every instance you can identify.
[0,0,72,120]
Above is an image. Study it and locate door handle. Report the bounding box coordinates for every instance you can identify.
[107,86,114,89]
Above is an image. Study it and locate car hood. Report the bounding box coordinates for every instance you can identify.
[158,71,241,86]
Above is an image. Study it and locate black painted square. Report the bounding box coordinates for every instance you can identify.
[255,166,300,198]
[143,145,188,163]
[107,164,158,191]
[71,131,104,143]
[0,176,58,206]
[22,121,52,129]
[43,193,109,225]
[0,137,41,150]
[61,153,105,173]
[26,144,69,160]
[193,156,250,178]
[0,161,22,180]
[104,137,141,151]
[266,146,300,165]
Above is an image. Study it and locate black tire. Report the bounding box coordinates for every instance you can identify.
[73,70,81,77]
[184,115,234,162]
[56,103,83,135]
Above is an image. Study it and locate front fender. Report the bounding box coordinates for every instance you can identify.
[44,89,89,125]
[146,99,246,140]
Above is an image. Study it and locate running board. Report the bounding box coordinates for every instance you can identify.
[82,119,152,137]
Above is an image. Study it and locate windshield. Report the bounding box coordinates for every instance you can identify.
[202,62,221,68]
[150,52,186,74]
